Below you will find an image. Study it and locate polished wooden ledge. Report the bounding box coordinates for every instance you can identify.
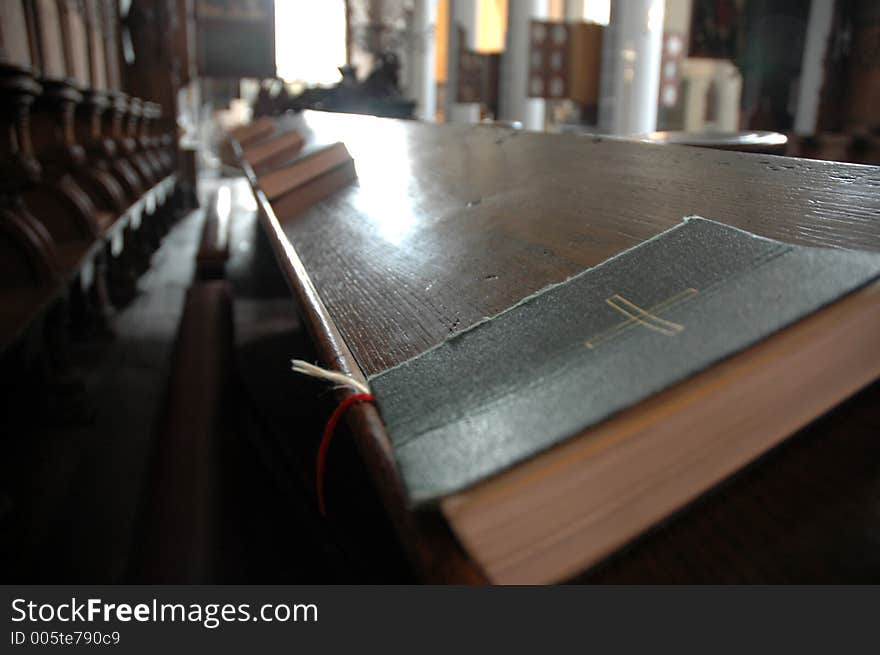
[236,111,880,582]
[246,111,880,376]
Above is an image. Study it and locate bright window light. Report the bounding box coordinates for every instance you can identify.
[583,0,611,26]
[274,0,346,85]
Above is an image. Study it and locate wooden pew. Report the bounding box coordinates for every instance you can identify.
[24,0,125,250]
[94,92,145,201]
[0,3,68,352]
[72,89,129,214]
[137,101,167,181]
[28,1,148,314]
[196,190,232,280]
[143,102,175,177]
[228,116,276,148]
[130,280,235,583]
[0,0,179,352]
[242,129,306,176]
[0,63,110,357]
[257,142,356,220]
[230,111,880,583]
[0,63,64,342]
[28,79,111,242]
[228,116,357,221]
[120,97,157,187]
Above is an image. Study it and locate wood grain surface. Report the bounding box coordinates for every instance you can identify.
[264,111,880,377]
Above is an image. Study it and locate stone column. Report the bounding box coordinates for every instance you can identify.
[794,0,834,136]
[446,0,481,123]
[598,0,665,135]
[499,0,549,130]
[411,0,438,121]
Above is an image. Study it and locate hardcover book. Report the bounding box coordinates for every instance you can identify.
[369,217,880,582]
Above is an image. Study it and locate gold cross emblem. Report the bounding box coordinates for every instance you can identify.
[585,288,699,349]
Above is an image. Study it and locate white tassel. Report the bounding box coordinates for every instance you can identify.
[290,359,371,395]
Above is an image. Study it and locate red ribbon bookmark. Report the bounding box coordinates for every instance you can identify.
[316,393,375,517]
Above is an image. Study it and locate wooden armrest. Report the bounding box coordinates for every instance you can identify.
[129,280,235,582]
